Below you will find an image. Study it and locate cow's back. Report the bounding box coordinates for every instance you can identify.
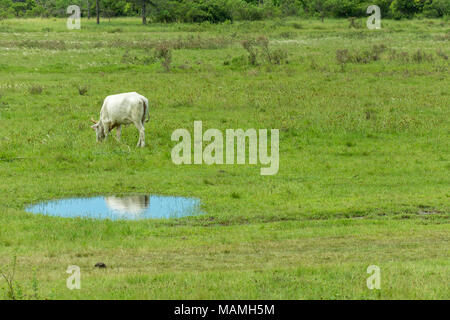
[102,92,146,124]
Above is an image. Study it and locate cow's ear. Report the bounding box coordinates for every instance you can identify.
[91,124,97,130]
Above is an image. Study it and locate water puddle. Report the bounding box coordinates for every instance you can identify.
[26,195,201,220]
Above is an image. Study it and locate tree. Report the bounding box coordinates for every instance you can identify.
[96,0,99,23]
[0,0,14,19]
[129,0,152,25]
[297,0,309,14]
[309,0,333,22]
[142,0,146,24]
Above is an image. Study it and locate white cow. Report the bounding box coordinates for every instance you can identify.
[91,92,149,147]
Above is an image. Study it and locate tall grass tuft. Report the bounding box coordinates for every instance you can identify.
[436,48,448,60]
[154,42,172,72]
[412,49,434,63]
[0,255,21,300]
[242,39,258,65]
[241,36,288,66]
[77,85,88,96]
[29,85,43,95]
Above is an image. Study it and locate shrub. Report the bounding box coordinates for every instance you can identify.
[373,0,395,18]
[348,17,363,29]
[231,191,240,199]
[291,22,303,29]
[336,49,351,65]
[327,0,367,17]
[229,55,248,69]
[151,0,277,22]
[257,36,270,58]
[411,49,434,63]
[0,7,14,20]
[0,255,21,300]
[154,43,172,72]
[390,0,420,19]
[107,28,123,34]
[29,85,43,95]
[281,0,302,16]
[257,36,288,64]
[398,51,410,62]
[175,0,233,23]
[77,85,88,96]
[423,0,450,18]
[2,0,448,20]
[309,58,319,70]
[241,36,288,66]
[121,52,138,64]
[270,48,289,64]
[436,48,448,60]
[241,39,258,65]
[230,0,264,20]
[372,43,387,57]
[336,44,387,65]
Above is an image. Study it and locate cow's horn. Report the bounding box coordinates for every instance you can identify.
[90,118,97,124]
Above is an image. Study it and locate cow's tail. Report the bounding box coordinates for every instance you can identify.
[142,98,149,123]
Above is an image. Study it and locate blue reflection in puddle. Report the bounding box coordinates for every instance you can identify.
[26,195,201,220]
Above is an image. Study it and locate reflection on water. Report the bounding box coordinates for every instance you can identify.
[26,195,201,220]
[105,195,150,214]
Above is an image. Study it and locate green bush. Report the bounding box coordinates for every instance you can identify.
[390,0,420,19]
[0,0,447,21]
[227,0,265,20]
[423,0,450,17]
[151,0,278,23]
[327,0,365,17]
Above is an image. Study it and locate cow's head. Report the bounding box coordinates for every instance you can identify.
[91,119,105,142]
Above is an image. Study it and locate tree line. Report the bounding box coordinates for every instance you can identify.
[0,0,448,23]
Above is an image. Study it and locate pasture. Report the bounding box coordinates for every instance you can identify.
[0,17,448,299]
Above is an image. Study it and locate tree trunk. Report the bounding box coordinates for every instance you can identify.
[87,0,90,19]
[96,0,100,24]
[142,0,147,25]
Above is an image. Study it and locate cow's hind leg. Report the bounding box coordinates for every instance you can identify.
[133,121,145,148]
[116,125,122,141]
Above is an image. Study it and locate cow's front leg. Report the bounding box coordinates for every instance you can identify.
[116,125,122,141]
[103,122,111,141]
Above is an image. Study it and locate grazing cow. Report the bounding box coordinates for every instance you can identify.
[91,92,149,147]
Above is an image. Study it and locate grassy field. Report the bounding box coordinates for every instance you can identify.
[0,17,448,299]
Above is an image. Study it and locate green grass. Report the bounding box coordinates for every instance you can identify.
[0,17,449,299]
